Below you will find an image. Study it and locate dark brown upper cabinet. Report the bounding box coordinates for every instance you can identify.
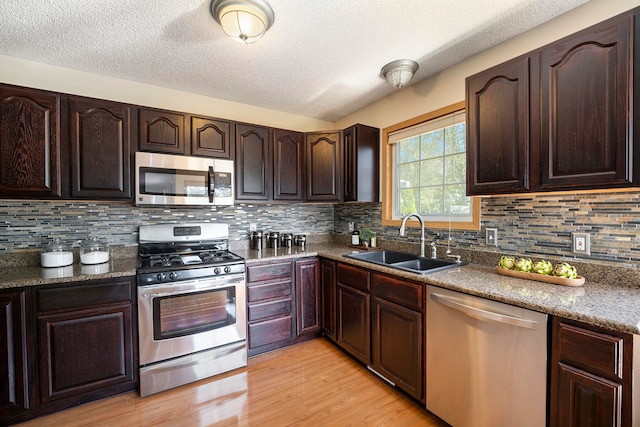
[138,107,186,154]
[69,97,132,199]
[533,12,635,191]
[466,56,530,195]
[191,116,233,159]
[138,108,234,159]
[467,8,639,195]
[0,86,63,198]
[273,128,304,202]
[235,124,271,201]
[343,124,380,202]
[305,131,342,202]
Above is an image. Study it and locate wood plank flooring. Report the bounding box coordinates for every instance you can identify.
[17,338,449,426]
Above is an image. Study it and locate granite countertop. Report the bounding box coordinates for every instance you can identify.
[0,258,138,290]
[2,243,638,335]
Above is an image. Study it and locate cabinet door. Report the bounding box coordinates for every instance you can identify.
[38,303,135,404]
[69,97,132,199]
[235,124,271,201]
[0,86,62,198]
[138,107,186,154]
[336,283,370,364]
[343,124,379,202]
[371,297,422,401]
[273,128,304,201]
[295,258,320,336]
[191,116,233,159]
[535,13,635,190]
[550,317,633,427]
[320,259,337,341]
[0,290,29,419]
[36,278,136,406]
[466,56,530,195]
[305,132,342,202]
[555,363,622,427]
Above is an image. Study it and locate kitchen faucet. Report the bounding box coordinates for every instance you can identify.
[399,213,426,257]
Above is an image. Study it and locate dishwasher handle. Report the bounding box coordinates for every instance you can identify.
[430,292,540,330]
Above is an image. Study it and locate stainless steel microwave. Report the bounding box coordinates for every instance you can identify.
[135,152,234,206]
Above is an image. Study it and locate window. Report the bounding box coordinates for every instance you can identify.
[382,102,480,230]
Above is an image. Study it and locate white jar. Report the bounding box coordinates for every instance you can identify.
[80,237,110,265]
[41,239,74,268]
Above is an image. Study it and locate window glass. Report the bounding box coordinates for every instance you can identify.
[391,111,472,222]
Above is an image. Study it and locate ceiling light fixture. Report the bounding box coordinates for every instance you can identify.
[381,59,419,89]
[210,0,275,45]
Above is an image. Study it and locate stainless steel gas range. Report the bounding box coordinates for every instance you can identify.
[136,223,247,397]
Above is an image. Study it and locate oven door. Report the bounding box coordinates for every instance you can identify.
[138,274,246,366]
[135,152,234,206]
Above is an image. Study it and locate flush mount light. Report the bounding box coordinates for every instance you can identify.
[210,0,275,44]
[381,59,419,89]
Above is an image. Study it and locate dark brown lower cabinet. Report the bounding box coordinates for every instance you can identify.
[320,258,337,341]
[337,284,370,364]
[247,258,320,357]
[295,258,320,336]
[36,278,137,406]
[371,273,423,402]
[550,316,635,427]
[0,277,138,426]
[324,260,427,404]
[336,263,371,365]
[0,289,30,423]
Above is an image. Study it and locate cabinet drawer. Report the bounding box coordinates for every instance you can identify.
[558,322,624,380]
[248,297,292,322]
[248,316,293,348]
[37,278,133,312]
[372,273,422,311]
[247,279,292,302]
[337,263,370,292]
[247,261,292,283]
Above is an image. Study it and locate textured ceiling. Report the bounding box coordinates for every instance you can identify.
[0,0,589,122]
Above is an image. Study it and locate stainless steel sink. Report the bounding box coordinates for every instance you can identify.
[389,257,463,274]
[343,250,464,275]
[344,250,418,265]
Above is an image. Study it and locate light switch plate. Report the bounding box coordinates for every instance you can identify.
[486,228,498,246]
[249,223,257,232]
[571,232,590,255]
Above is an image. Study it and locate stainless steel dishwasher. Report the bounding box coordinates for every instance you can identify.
[426,285,548,427]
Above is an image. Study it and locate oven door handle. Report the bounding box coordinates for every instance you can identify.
[208,166,215,203]
[140,287,237,299]
[139,277,245,298]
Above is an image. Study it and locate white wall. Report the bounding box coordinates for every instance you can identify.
[0,55,332,132]
[335,0,640,130]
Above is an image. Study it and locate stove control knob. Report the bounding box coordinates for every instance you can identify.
[157,273,166,281]
[214,267,221,275]
[169,272,179,280]
[224,266,231,274]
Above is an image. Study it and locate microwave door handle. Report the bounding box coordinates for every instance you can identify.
[208,166,215,203]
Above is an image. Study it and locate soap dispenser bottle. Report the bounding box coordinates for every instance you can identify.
[351,227,360,246]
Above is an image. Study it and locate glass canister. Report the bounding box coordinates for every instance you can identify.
[80,237,110,265]
[41,239,74,268]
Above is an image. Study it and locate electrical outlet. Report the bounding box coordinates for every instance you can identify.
[485,228,498,246]
[572,232,590,255]
[249,223,257,232]
[348,222,354,232]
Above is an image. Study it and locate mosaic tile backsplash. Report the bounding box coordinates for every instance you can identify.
[0,200,334,253]
[336,191,640,269]
[2,190,640,270]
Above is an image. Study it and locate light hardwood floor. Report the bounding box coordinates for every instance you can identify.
[17,338,449,426]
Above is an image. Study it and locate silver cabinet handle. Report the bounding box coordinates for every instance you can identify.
[430,292,539,330]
